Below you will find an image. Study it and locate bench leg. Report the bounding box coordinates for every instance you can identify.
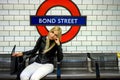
[95,61,100,79]
[87,58,93,72]
[57,63,61,80]
[57,76,61,80]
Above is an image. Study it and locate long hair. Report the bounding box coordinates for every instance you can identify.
[43,26,62,54]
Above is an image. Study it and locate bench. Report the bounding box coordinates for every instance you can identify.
[0,45,93,80]
[90,53,118,71]
[0,45,119,80]
[87,53,119,79]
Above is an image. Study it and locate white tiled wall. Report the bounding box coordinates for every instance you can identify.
[0,0,120,54]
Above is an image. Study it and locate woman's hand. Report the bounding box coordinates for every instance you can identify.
[12,52,23,57]
[54,38,60,46]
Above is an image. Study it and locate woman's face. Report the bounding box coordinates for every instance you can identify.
[48,30,59,40]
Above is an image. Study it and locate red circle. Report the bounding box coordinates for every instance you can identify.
[36,0,81,43]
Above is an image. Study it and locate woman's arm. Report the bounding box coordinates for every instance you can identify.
[12,36,43,57]
[22,36,42,55]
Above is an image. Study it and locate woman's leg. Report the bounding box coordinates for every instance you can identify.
[30,63,54,80]
[20,62,42,80]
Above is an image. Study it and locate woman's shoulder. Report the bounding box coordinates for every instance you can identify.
[41,36,46,39]
[38,36,46,41]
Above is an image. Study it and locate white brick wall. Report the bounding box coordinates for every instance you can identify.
[0,0,120,54]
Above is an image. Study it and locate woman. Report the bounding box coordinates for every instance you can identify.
[12,26,63,80]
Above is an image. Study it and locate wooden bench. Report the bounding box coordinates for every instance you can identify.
[0,45,119,80]
[0,45,92,80]
[0,54,89,80]
[87,53,119,79]
[90,53,118,70]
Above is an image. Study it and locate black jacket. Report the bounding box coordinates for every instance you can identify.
[23,36,63,64]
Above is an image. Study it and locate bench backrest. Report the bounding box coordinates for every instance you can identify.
[0,53,118,72]
[60,53,88,70]
[90,53,118,71]
[0,54,11,71]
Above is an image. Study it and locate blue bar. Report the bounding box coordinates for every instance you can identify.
[30,16,86,26]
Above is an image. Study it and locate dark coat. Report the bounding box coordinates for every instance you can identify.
[23,36,63,64]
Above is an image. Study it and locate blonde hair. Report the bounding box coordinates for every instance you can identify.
[43,26,62,54]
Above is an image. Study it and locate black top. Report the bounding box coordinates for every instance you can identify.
[23,36,63,64]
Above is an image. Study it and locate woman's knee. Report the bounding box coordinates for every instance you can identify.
[30,64,54,80]
[45,64,54,72]
[30,75,43,80]
[20,72,29,80]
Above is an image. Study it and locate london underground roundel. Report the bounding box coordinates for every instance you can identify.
[34,0,86,43]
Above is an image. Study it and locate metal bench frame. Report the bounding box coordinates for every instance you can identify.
[0,45,119,80]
